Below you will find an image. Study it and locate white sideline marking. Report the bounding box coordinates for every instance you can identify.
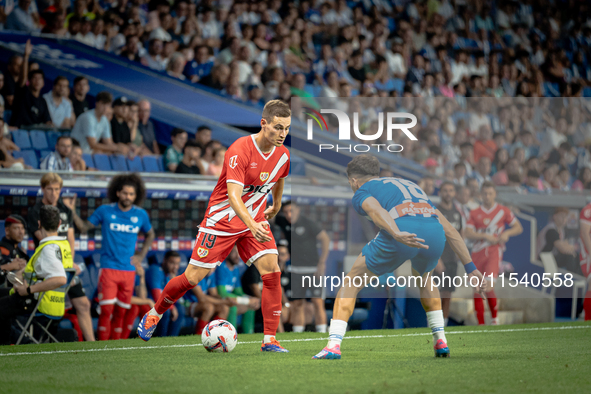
[0,324,589,357]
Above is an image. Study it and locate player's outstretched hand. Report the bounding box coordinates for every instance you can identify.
[468,269,488,300]
[263,205,281,221]
[393,232,429,249]
[250,221,272,243]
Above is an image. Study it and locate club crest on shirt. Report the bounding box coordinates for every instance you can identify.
[131,216,139,223]
[260,172,270,181]
[197,247,209,258]
[229,155,238,169]
[484,218,491,225]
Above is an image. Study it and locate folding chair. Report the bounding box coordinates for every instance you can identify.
[15,268,77,345]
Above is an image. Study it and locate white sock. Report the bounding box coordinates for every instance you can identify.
[426,310,446,343]
[292,325,304,333]
[263,335,275,343]
[327,319,347,348]
[316,324,327,333]
[444,317,449,327]
[148,308,162,318]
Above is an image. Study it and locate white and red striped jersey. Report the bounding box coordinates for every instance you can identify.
[199,135,290,236]
[578,203,591,261]
[466,203,517,253]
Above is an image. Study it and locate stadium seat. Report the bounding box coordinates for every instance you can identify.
[142,156,160,172]
[127,156,144,172]
[92,154,112,171]
[157,156,164,172]
[11,130,31,150]
[46,131,60,148]
[29,130,49,151]
[13,150,39,169]
[82,153,94,169]
[39,150,52,160]
[110,154,129,171]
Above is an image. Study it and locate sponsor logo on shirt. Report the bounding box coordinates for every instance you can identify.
[109,223,140,233]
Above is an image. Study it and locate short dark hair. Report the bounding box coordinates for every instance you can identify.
[197,125,211,133]
[183,139,201,153]
[126,100,137,107]
[56,135,72,144]
[527,169,540,178]
[282,200,292,210]
[171,128,187,138]
[95,91,113,104]
[53,76,68,86]
[440,181,455,190]
[73,76,87,85]
[262,99,291,122]
[40,205,61,232]
[346,155,380,178]
[28,69,44,80]
[107,173,146,206]
[454,162,466,170]
[481,181,496,191]
[164,250,181,261]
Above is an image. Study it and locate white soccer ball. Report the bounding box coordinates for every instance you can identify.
[201,319,238,353]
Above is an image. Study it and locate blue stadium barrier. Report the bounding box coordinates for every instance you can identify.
[39,150,52,160]
[142,156,161,172]
[93,154,112,171]
[46,131,60,148]
[157,156,165,172]
[29,130,49,151]
[13,150,39,169]
[11,130,31,150]
[127,156,144,172]
[82,153,94,169]
[110,154,129,171]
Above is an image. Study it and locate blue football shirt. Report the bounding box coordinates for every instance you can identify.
[352,177,438,223]
[88,203,152,271]
[214,261,241,294]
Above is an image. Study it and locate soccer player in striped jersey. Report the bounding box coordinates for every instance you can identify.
[139,100,291,352]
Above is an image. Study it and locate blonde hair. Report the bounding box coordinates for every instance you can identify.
[40,172,63,189]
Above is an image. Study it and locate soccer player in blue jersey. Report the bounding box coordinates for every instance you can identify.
[214,247,260,333]
[145,251,184,337]
[312,155,486,360]
[70,174,155,340]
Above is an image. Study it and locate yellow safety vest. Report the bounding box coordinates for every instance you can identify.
[24,238,73,318]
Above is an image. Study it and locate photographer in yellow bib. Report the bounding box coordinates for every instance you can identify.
[0,206,72,345]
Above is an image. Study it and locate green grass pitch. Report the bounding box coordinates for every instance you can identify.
[0,322,589,394]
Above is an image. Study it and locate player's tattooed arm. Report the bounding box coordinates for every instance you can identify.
[436,209,487,295]
[464,226,498,243]
[62,195,95,233]
[361,197,428,249]
[227,183,272,243]
[436,209,472,266]
[264,177,285,221]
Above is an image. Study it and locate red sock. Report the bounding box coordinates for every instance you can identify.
[98,304,114,341]
[121,305,140,339]
[155,273,194,315]
[584,291,591,321]
[474,295,485,325]
[195,319,208,335]
[110,305,127,340]
[65,309,84,342]
[486,291,498,319]
[261,272,282,336]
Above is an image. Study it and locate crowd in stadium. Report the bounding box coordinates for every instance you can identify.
[1,0,591,188]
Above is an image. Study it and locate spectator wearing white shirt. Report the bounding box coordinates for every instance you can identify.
[141,39,168,71]
[43,76,75,129]
[70,91,126,155]
[40,136,73,172]
[5,0,38,33]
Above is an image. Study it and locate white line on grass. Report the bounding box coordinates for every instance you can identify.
[1,324,589,357]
